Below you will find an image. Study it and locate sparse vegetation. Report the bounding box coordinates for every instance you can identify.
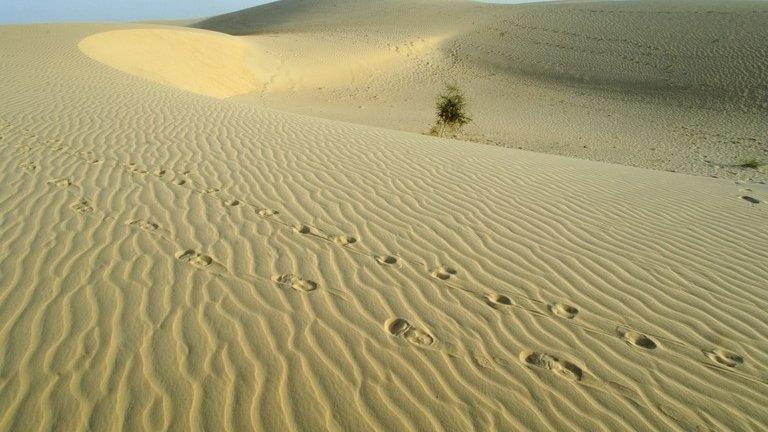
[430,84,471,137]
[739,157,765,169]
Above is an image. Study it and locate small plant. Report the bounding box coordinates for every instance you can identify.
[739,157,765,169]
[431,84,471,137]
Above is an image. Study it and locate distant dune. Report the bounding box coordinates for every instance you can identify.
[0,1,767,431]
[198,0,768,179]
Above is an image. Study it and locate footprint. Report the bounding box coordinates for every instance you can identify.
[331,235,357,246]
[257,208,279,217]
[81,154,101,165]
[19,162,37,171]
[741,195,760,204]
[549,302,579,319]
[126,218,159,232]
[69,200,94,215]
[704,348,744,368]
[485,293,513,307]
[272,274,318,292]
[123,163,148,175]
[619,329,658,350]
[385,318,435,347]
[175,249,214,268]
[375,255,398,265]
[153,168,166,176]
[48,178,71,188]
[431,266,457,280]
[520,351,584,381]
[292,224,311,234]
[173,178,186,186]
[224,199,240,207]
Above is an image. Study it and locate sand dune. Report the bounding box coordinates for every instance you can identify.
[192,0,768,180]
[1,1,768,431]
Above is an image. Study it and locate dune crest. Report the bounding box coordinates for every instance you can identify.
[78,28,269,98]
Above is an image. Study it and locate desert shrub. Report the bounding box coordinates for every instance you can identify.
[431,84,471,136]
[739,157,765,169]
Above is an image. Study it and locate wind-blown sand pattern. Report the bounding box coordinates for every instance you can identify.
[1,1,767,431]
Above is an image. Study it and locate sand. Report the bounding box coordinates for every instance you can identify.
[198,0,768,181]
[0,1,767,431]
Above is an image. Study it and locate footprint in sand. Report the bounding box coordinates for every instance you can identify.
[18,162,37,171]
[173,178,186,185]
[48,178,72,188]
[292,224,312,234]
[704,348,744,368]
[485,293,513,308]
[549,302,579,319]
[375,255,398,265]
[385,318,435,347]
[69,200,94,215]
[257,208,279,217]
[126,218,159,232]
[431,266,457,280]
[175,249,214,268]
[123,163,148,175]
[520,351,584,381]
[272,273,318,292]
[741,195,760,204]
[331,234,357,246]
[618,329,658,350]
[224,199,240,207]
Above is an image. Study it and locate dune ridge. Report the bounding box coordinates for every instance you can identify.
[1,5,767,432]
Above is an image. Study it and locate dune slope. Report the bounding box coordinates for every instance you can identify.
[192,0,768,181]
[1,14,768,432]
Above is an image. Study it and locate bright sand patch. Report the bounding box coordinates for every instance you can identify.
[78,28,265,98]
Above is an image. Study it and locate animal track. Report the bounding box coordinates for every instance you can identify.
[224,199,240,207]
[122,163,148,175]
[292,224,312,234]
[375,255,398,265]
[704,348,744,368]
[175,249,214,268]
[48,178,71,188]
[619,329,658,350]
[520,351,584,381]
[549,302,579,319]
[741,195,760,204]
[385,318,435,347]
[272,273,318,292]
[127,218,159,232]
[331,235,357,246]
[18,162,37,171]
[69,200,94,215]
[431,266,457,280]
[485,293,513,307]
[257,208,279,217]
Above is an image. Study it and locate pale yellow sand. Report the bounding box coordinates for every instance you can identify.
[196,0,768,181]
[79,28,264,98]
[0,2,767,432]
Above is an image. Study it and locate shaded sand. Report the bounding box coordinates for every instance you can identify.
[1,5,768,432]
[192,0,768,181]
